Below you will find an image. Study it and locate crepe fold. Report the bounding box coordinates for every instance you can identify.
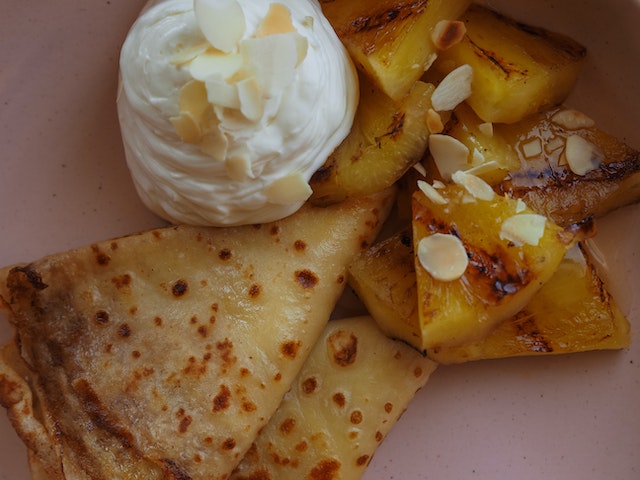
[0,190,393,480]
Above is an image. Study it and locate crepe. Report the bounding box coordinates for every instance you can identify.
[0,189,393,480]
[230,315,437,480]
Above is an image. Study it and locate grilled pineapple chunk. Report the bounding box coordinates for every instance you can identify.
[321,0,471,101]
[412,174,594,349]
[348,231,630,360]
[432,3,586,124]
[309,77,433,206]
[494,106,640,226]
[429,245,631,364]
[348,229,422,348]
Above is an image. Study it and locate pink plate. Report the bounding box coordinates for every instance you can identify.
[1,1,638,479]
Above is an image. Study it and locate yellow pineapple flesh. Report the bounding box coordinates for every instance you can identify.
[309,77,433,206]
[431,3,586,124]
[321,0,472,101]
[412,174,594,349]
[429,245,631,364]
[348,229,422,349]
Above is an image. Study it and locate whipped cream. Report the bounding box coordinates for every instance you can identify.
[118,0,358,226]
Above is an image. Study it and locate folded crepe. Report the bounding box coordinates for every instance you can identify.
[230,315,437,480]
[0,190,393,480]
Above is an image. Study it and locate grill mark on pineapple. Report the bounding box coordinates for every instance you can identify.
[336,0,427,40]
[466,37,517,78]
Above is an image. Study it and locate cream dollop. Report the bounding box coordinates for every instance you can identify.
[117,0,358,226]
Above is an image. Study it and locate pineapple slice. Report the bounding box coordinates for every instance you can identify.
[429,245,631,364]
[321,0,471,101]
[432,3,586,124]
[494,106,640,226]
[348,230,630,360]
[348,229,422,349]
[412,173,594,349]
[309,76,433,206]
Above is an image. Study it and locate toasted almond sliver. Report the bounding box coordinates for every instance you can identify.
[194,0,246,53]
[451,170,495,201]
[522,138,542,158]
[426,108,444,134]
[417,233,468,282]
[417,180,448,205]
[551,109,595,130]
[431,64,473,112]
[431,20,467,51]
[429,134,469,181]
[478,122,493,137]
[500,213,547,246]
[264,173,312,205]
[565,135,603,175]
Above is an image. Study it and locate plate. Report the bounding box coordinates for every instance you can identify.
[0,1,638,479]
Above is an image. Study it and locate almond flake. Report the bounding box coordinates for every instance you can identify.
[194,0,246,53]
[551,109,595,130]
[170,111,201,144]
[225,155,252,181]
[545,136,565,153]
[451,170,494,201]
[237,76,263,122]
[431,64,473,112]
[417,233,468,282]
[189,50,243,82]
[429,133,469,181]
[417,180,448,205]
[255,3,296,37]
[500,214,547,246]
[515,198,527,213]
[264,172,312,204]
[431,20,467,51]
[465,160,502,177]
[199,128,229,160]
[426,108,444,134]
[412,161,427,177]
[478,122,493,137]
[565,135,604,175]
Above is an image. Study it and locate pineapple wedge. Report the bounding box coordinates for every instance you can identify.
[348,230,630,360]
[321,0,471,101]
[309,77,433,206]
[348,229,422,349]
[432,3,586,124]
[412,173,594,349]
[494,106,640,226]
[429,245,631,364]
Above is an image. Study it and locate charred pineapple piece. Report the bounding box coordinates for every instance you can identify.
[321,0,471,101]
[412,173,594,349]
[493,106,640,226]
[309,77,433,206]
[348,229,630,360]
[348,229,422,349]
[432,3,586,124]
[429,245,631,364]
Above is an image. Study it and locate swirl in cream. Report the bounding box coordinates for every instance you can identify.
[118,0,358,226]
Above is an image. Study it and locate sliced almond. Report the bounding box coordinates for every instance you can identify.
[478,122,493,137]
[431,64,473,112]
[429,134,469,181]
[225,155,253,181]
[170,111,201,144]
[565,135,604,175]
[431,20,467,51]
[255,3,296,37]
[189,50,243,82]
[417,180,448,205]
[500,214,547,246]
[417,233,468,282]
[264,172,312,205]
[237,76,263,122]
[545,136,565,153]
[194,0,246,53]
[451,170,494,201]
[426,108,444,134]
[551,109,595,130]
